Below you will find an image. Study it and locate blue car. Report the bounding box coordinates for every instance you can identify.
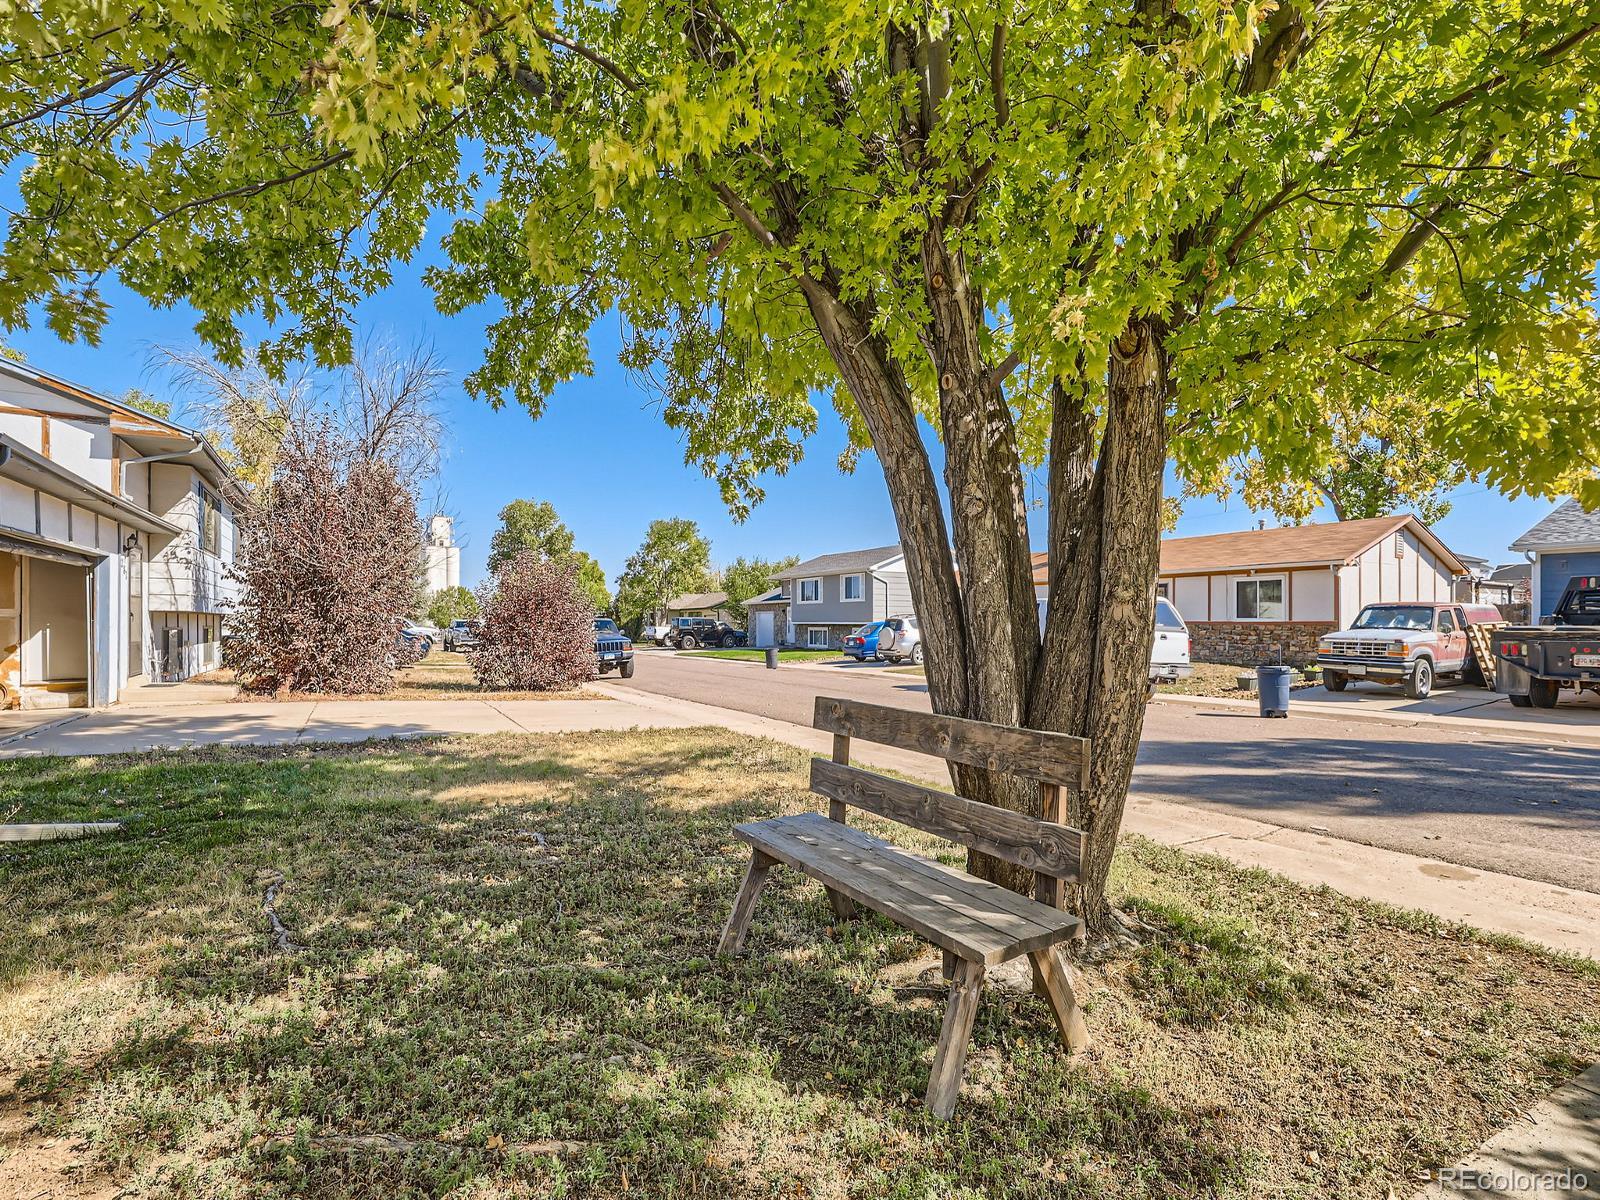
[842,621,889,662]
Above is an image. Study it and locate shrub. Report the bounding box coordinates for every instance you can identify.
[469,552,595,690]
[227,435,421,695]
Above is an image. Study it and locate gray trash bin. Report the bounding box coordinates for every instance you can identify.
[1256,665,1293,718]
[765,646,779,669]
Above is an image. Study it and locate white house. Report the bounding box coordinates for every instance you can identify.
[0,360,244,708]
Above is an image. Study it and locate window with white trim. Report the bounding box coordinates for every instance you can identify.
[797,577,822,603]
[841,573,864,601]
[806,627,831,647]
[1235,576,1285,620]
[197,485,222,556]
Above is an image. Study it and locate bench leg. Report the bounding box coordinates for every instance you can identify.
[718,850,776,956]
[1029,946,1089,1054]
[925,957,984,1120]
[824,887,856,921]
[941,949,957,981]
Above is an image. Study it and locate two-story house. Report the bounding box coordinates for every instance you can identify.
[748,545,914,649]
[0,360,244,708]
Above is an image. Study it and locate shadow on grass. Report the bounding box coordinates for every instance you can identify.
[2,730,1597,1198]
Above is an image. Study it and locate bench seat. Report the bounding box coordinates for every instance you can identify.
[734,811,1081,966]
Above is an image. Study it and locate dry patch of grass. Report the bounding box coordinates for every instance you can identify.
[205,651,605,702]
[1156,661,1321,698]
[1,731,1596,1198]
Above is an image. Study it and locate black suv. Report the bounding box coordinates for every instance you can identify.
[594,618,635,678]
[668,616,744,649]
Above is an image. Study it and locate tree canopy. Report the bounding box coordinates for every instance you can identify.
[721,555,797,620]
[487,500,577,574]
[615,518,713,628]
[426,584,480,629]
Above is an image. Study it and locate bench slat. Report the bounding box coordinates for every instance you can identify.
[813,697,1091,790]
[810,759,1083,882]
[735,812,1079,965]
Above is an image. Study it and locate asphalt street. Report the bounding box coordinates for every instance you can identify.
[614,650,1600,895]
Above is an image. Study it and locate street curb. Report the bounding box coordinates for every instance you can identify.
[1153,691,1600,748]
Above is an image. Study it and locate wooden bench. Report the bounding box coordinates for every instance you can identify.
[718,696,1092,1119]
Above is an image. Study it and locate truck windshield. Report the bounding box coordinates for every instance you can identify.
[1154,599,1185,632]
[1352,606,1434,630]
[594,619,620,633]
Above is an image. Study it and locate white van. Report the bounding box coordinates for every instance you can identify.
[1035,595,1193,686]
[1151,597,1194,686]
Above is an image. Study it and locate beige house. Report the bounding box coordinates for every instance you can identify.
[1155,516,1467,663]
[0,361,244,708]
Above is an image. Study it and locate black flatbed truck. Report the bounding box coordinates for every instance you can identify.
[1492,575,1600,709]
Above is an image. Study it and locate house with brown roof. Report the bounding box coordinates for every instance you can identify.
[1155,515,1468,663]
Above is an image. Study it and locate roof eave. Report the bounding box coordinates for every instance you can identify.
[0,436,180,536]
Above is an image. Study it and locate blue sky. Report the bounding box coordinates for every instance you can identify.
[5,255,1558,590]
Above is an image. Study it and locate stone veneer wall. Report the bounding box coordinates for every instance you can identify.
[1187,621,1334,666]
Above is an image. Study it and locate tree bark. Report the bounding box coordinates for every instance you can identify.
[1028,320,1169,939]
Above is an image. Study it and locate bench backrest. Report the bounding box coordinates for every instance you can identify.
[810,697,1090,887]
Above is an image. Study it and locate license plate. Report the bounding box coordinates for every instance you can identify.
[602,652,617,660]
[1575,654,1600,668]
[1345,664,1366,676]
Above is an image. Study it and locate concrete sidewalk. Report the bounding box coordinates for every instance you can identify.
[0,696,699,755]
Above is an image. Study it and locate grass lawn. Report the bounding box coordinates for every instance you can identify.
[681,648,843,663]
[200,651,603,702]
[3,731,1597,1198]
[1156,661,1320,698]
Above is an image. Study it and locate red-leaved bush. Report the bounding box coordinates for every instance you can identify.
[227,434,422,695]
[469,551,595,690]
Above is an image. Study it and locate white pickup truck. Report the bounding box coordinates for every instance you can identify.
[1151,597,1194,687]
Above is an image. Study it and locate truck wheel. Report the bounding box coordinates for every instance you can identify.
[1463,658,1488,688]
[679,634,698,650]
[1509,694,1533,708]
[910,643,924,666]
[1405,658,1433,699]
[1528,678,1561,709]
[1322,670,1348,692]
[619,659,635,679]
[721,633,737,648]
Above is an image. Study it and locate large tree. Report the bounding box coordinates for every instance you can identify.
[7,0,1600,934]
[485,498,610,609]
[615,519,714,629]
[721,555,798,621]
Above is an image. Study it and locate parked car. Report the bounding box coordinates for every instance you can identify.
[1316,601,1502,699]
[1493,575,1600,709]
[396,618,433,662]
[1150,597,1194,688]
[841,621,890,662]
[444,619,479,651]
[877,615,923,665]
[642,623,668,646]
[668,616,743,649]
[594,617,635,678]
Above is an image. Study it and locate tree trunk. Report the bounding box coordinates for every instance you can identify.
[1029,320,1169,939]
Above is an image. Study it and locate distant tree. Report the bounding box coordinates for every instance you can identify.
[426,585,480,629]
[722,555,797,621]
[1230,396,1469,526]
[487,499,576,573]
[572,551,612,613]
[615,519,713,629]
[120,388,171,421]
[469,552,595,691]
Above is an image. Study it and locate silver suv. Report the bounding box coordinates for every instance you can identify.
[876,614,923,665]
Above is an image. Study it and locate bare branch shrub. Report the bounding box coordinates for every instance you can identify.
[469,552,595,691]
[226,434,422,694]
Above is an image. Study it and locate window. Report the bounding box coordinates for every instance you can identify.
[1436,610,1456,635]
[807,627,831,647]
[841,573,864,601]
[197,485,222,556]
[798,577,822,604]
[1235,577,1284,620]
[1155,581,1171,599]
[1154,598,1186,632]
